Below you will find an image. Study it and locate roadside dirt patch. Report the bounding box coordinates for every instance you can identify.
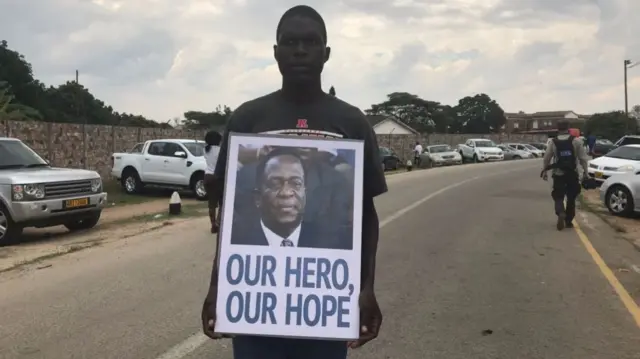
[0,206,208,273]
[581,189,640,247]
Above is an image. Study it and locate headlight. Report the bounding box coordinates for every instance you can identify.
[12,183,45,201]
[91,178,102,192]
[617,165,635,172]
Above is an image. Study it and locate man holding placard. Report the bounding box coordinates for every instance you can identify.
[202,4,388,359]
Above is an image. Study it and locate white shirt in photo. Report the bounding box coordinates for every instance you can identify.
[260,220,301,247]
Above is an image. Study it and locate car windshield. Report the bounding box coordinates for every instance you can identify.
[498,145,511,152]
[605,146,640,161]
[428,145,451,153]
[523,144,538,150]
[0,140,49,169]
[182,142,205,156]
[475,140,495,147]
[597,139,612,145]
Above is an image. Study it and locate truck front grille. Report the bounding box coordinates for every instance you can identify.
[45,180,93,199]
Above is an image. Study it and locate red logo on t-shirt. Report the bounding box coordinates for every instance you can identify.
[296,119,308,128]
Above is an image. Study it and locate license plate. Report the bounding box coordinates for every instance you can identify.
[594,171,603,178]
[64,197,89,208]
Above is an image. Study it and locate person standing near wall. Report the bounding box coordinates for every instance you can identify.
[204,130,222,233]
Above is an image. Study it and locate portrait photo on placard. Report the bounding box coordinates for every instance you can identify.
[230,141,356,250]
[215,134,364,340]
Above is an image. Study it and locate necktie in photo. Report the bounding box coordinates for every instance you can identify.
[281,238,294,247]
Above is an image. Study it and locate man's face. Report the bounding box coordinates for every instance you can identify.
[274,15,330,83]
[257,155,306,224]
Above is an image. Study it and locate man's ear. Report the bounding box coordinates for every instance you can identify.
[324,46,331,63]
[273,45,278,61]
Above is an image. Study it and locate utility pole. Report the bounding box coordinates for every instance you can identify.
[624,60,630,121]
[75,69,87,169]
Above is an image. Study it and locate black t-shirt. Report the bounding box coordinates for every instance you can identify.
[214,90,388,201]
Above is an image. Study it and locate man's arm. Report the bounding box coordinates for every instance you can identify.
[358,113,388,290]
[574,138,590,177]
[542,139,555,172]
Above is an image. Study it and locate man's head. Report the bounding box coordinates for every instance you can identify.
[255,147,307,225]
[274,5,330,84]
[557,120,570,133]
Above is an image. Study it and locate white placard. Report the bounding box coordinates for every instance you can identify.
[215,133,363,340]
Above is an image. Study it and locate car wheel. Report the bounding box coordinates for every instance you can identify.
[121,169,143,194]
[0,203,23,246]
[605,185,635,217]
[473,154,479,163]
[64,211,102,231]
[191,172,207,200]
[513,155,521,160]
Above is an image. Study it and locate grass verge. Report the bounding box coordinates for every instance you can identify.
[578,193,628,233]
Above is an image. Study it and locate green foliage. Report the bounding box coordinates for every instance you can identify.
[365,92,506,134]
[0,40,171,127]
[583,111,637,140]
[182,105,232,130]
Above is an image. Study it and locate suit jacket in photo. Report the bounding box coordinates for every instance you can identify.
[229,217,353,250]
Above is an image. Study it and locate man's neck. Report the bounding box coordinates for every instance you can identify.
[281,78,324,103]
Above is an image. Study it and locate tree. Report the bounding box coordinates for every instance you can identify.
[365,92,439,133]
[454,94,506,133]
[0,81,42,121]
[0,40,165,127]
[329,86,336,97]
[182,105,232,129]
[631,104,640,119]
[583,111,637,140]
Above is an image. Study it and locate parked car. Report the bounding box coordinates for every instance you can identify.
[497,145,532,160]
[0,137,107,245]
[529,142,548,151]
[505,143,544,158]
[458,139,504,162]
[420,144,462,167]
[591,139,615,158]
[599,173,640,216]
[611,135,640,151]
[379,147,400,171]
[111,139,208,200]
[587,145,640,183]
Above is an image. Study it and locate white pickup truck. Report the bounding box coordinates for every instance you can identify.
[111,139,208,200]
[458,138,504,163]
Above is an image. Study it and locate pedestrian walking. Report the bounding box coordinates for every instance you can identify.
[413,141,423,168]
[540,121,589,230]
[203,130,222,233]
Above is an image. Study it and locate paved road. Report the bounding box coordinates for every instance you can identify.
[1,160,639,359]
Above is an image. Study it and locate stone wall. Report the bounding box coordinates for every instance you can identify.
[1,119,548,179]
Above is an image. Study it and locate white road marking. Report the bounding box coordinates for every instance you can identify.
[153,165,535,359]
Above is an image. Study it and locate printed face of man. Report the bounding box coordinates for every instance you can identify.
[258,154,306,225]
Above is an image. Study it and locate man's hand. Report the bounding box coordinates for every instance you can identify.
[201,287,232,339]
[540,170,548,181]
[348,288,382,349]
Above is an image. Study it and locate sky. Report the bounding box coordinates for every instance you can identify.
[1,0,639,122]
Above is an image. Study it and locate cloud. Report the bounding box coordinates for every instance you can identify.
[0,0,638,121]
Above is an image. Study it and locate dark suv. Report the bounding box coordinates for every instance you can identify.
[379,147,400,171]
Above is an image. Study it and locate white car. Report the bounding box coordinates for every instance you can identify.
[505,143,544,158]
[587,144,640,183]
[111,139,208,199]
[458,139,504,163]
